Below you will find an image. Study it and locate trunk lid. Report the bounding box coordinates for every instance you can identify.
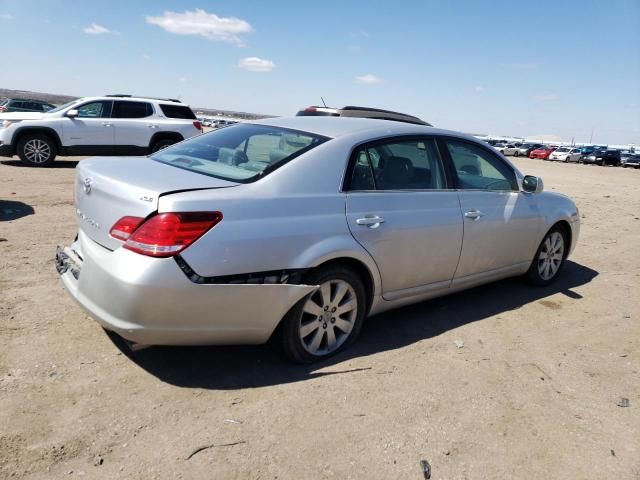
[75,157,239,250]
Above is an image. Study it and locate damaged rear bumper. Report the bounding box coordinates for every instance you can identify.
[56,230,317,346]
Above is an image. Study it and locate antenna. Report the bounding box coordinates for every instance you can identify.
[320,96,327,108]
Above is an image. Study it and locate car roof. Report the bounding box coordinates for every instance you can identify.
[250,116,476,141]
[75,96,188,105]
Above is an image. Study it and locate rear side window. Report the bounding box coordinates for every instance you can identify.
[113,101,153,118]
[349,139,447,191]
[159,104,196,119]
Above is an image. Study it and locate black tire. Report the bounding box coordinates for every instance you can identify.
[279,264,367,363]
[150,138,176,153]
[17,134,57,167]
[514,151,520,157]
[524,225,568,286]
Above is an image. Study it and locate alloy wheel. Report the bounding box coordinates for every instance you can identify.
[24,139,51,163]
[537,232,564,281]
[298,279,358,356]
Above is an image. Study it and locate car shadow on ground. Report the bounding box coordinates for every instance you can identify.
[111,260,598,390]
[0,159,78,168]
[0,200,35,221]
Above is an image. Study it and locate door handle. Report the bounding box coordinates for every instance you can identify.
[464,210,485,220]
[102,122,113,127]
[356,216,385,228]
[148,125,158,129]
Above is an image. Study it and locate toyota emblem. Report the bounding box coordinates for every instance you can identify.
[83,177,93,194]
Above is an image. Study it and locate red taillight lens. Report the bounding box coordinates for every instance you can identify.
[119,212,222,257]
[193,121,202,131]
[109,216,144,241]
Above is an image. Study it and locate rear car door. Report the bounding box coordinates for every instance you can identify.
[345,137,463,299]
[440,137,543,279]
[61,100,115,147]
[111,101,155,149]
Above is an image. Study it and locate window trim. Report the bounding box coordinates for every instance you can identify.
[342,135,454,192]
[436,135,519,192]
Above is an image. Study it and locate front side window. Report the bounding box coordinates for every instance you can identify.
[113,101,153,118]
[76,101,112,118]
[349,138,447,190]
[445,139,517,191]
[151,124,328,182]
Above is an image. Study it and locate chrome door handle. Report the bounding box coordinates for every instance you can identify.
[356,216,385,228]
[464,210,485,220]
[102,122,113,127]
[148,125,158,129]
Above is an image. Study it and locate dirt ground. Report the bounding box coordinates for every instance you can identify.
[1,155,639,479]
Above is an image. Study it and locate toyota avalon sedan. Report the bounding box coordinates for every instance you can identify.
[56,117,580,363]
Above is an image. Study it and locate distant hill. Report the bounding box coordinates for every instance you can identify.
[0,88,274,120]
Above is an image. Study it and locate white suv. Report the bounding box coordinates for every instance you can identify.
[0,95,202,166]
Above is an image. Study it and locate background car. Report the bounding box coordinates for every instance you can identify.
[549,147,582,162]
[0,98,55,113]
[622,154,640,169]
[56,117,579,363]
[514,143,543,157]
[529,146,555,160]
[501,143,522,156]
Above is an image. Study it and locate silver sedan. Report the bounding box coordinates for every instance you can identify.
[56,117,580,362]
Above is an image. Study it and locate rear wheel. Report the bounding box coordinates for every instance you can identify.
[150,138,176,153]
[525,226,567,286]
[514,151,520,157]
[279,265,366,363]
[17,134,57,167]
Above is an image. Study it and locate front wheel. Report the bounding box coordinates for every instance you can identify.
[279,265,366,363]
[525,226,568,286]
[514,151,520,157]
[17,134,57,167]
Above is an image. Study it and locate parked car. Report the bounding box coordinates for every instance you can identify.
[493,143,507,153]
[297,105,431,126]
[0,98,56,113]
[529,146,555,160]
[620,151,635,165]
[513,143,543,157]
[549,147,582,163]
[582,149,621,166]
[56,117,580,363]
[622,154,640,169]
[501,143,522,156]
[0,95,202,166]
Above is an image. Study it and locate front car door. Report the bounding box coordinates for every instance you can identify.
[61,100,115,147]
[345,137,463,300]
[440,137,544,285]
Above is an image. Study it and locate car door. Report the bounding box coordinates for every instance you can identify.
[111,101,155,150]
[440,137,543,281]
[61,100,115,147]
[568,148,582,162]
[345,137,463,300]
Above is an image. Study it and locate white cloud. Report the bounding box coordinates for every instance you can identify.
[146,9,252,45]
[473,85,484,93]
[237,57,276,72]
[355,74,382,85]
[83,23,117,35]
[0,14,14,20]
[532,92,559,102]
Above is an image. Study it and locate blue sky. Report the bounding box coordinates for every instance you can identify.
[1,0,639,144]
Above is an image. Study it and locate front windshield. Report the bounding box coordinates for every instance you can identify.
[151,123,329,182]
[46,100,80,114]
[556,147,570,152]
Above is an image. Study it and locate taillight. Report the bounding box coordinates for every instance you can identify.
[112,212,222,257]
[193,121,202,131]
[109,216,144,241]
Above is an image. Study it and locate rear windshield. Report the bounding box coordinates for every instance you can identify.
[160,104,197,119]
[151,123,329,182]
[296,110,339,117]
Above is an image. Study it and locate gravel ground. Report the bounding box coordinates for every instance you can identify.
[1,155,639,479]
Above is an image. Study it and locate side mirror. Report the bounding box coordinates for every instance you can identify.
[522,175,544,193]
[66,109,79,118]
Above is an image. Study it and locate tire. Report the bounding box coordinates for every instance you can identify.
[150,138,176,153]
[525,225,568,286]
[514,151,520,157]
[17,134,57,167]
[279,265,367,363]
